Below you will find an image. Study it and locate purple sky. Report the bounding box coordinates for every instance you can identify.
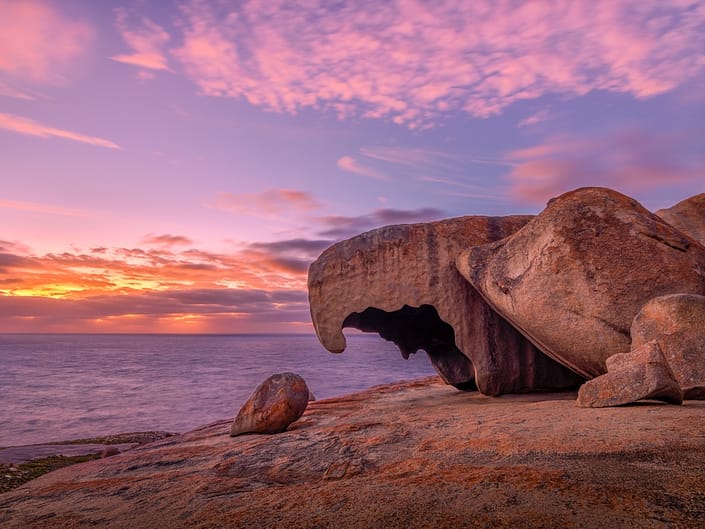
[0,0,704,332]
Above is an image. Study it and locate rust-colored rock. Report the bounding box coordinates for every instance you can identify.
[308,216,582,395]
[230,373,310,436]
[457,187,705,379]
[656,193,705,246]
[631,293,705,399]
[576,340,683,407]
[3,378,705,529]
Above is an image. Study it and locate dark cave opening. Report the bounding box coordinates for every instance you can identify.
[342,304,477,391]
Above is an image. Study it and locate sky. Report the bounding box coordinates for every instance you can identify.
[0,0,704,333]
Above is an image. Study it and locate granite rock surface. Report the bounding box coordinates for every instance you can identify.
[2,377,705,529]
[656,193,705,246]
[457,187,705,379]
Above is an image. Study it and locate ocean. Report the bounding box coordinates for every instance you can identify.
[0,333,435,447]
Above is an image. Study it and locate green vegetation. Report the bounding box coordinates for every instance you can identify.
[1,454,100,494]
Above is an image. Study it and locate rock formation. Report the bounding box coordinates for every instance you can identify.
[308,216,583,396]
[656,193,705,246]
[309,187,705,406]
[231,373,310,436]
[456,187,705,379]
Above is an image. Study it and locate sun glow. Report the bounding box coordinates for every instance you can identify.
[3,284,87,298]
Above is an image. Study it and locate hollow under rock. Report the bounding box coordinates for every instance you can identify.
[343,304,477,391]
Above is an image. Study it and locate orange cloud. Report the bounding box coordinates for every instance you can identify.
[0,203,459,332]
[111,8,172,73]
[0,0,93,84]
[0,112,122,149]
[505,130,704,204]
[171,0,705,127]
[0,238,319,332]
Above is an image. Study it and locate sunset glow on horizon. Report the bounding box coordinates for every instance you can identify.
[1,0,704,333]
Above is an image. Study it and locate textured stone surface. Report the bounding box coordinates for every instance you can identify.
[308,215,583,395]
[457,187,705,379]
[231,373,309,436]
[657,193,705,246]
[632,294,705,399]
[3,377,705,529]
[576,340,683,407]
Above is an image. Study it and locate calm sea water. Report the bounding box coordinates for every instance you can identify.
[0,333,435,447]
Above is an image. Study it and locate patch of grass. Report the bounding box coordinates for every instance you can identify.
[1,454,100,494]
[46,431,177,446]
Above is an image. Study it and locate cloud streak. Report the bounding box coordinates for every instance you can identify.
[0,81,35,100]
[211,189,321,216]
[168,0,705,127]
[337,156,389,180]
[142,234,194,247]
[0,198,87,217]
[0,112,121,149]
[317,208,446,239]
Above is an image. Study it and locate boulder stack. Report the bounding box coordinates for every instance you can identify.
[455,187,705,380]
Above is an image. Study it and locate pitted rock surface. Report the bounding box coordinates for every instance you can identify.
[308,215,582,395]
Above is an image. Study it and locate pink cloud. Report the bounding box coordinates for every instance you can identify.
[0,112,121,149]
[0,198,87,217]
[505,130,704,204]
[171,0,705,127]
[336,156,389,181]
[111,8,172,73]
[142,234,194,247]
[0,0,93,84]
[211,189,321,216]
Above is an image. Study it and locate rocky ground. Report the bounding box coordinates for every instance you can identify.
[2,376,705,528]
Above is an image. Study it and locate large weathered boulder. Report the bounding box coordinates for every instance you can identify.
[656,193,705,246]
[231,373,310,436]
[308,216,583,396]
[631,293,705,399]
[576,340,683,407]
[456,187,705,379]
